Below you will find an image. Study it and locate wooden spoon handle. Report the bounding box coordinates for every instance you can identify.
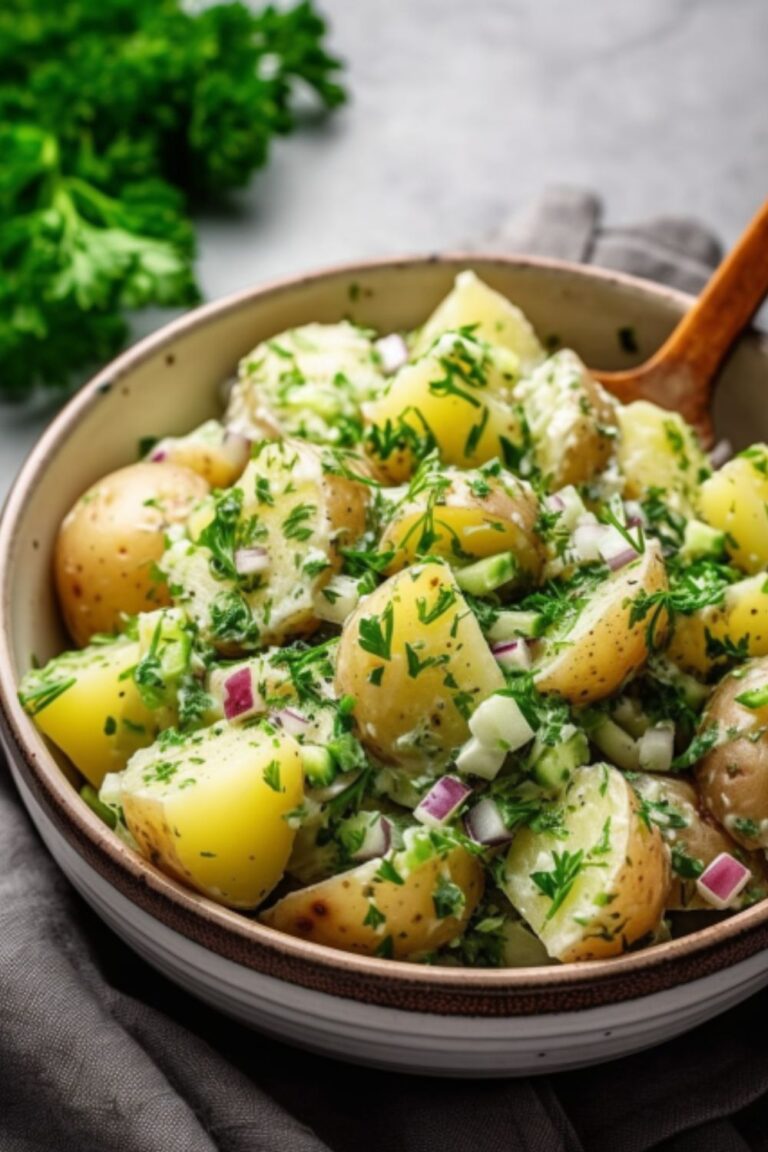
[648,197,768,394]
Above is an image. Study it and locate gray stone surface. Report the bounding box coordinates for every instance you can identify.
[2,0,767,497]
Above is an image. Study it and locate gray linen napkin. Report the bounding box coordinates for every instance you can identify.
[2,189,766,1152]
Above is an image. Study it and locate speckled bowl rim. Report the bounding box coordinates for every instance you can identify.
[2,252,768,1017]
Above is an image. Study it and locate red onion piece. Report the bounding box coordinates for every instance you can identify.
[545,493,566,513]
[696,852,751,909]
[223,667,254,719]
[464,797,513,846]
[491,637,532,671]
[148,447,168,462]
[604,544,639,571]
[272,707,310,738]
[597,525,640,571]
[414,775,472,828]
[350,816,392,862]
[623,501,644,528]
[375,333,409,375]
[709,439,733,470]
[637,723,675,773]
[234,547,270,576]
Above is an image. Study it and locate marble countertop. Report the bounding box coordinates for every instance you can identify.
[2,0,767,498]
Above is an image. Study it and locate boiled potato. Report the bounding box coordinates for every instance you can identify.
[667,573,768,676]
[335,561,504,769]
[145,420,250,488]
[56,462,209,647]
[380,464,543,577]
[695,657,768,849]
[514,350,618,490]
[261,828,484,958]
[502,763,670,961]
[117,721,303,908]
[534,541,668,704]
[411,270,545,372]
[162,439,370,652]
[18,637,160,788]
[698,446,768,574]
[615,400,709,517]
[364,333,523,483]
[226,322,386,447]
[629,773,766,910]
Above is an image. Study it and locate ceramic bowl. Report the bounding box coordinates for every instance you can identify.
[2,255,768,1077]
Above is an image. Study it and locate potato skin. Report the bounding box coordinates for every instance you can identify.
[335,562,504,769]
[630,773,766,910]
[55,462,209,646]
[534,542,668,704]
[380,469,544,577]
[503,763,670,962]
[695,658,768,849]
[260,839,484,958]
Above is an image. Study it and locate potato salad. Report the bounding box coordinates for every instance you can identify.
[20,271,768,966]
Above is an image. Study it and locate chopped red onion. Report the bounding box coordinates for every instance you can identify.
[272,707,310,738]
[637,722,675,773]
[545,493,566,513]
[464,797,513,847]
[491,638,532,671]
[598,525,639,571]
[414,775,472,828]
[709,439,733,470]
[223,667,255,719]
[148,446,168,462]
[375,333,409,375]
[548,486,587,531]
[350,816,392,862]
[696,852,751,909]
[234,547,270,576]
[623,501,644,528]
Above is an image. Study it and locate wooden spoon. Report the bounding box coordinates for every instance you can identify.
[592,198,768,448]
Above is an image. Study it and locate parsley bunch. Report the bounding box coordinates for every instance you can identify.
[0,0,345,400]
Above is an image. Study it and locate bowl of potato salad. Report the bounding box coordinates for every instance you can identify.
[3,256,768,1075]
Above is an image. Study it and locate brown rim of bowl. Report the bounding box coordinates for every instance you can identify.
[2,252,768,1019]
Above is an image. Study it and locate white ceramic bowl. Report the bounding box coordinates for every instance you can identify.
[2,255,768,1076]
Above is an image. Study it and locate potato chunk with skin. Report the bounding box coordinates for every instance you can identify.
[534,542,668,704]
[616,400,709,517]
[18,637,161,789]
[145,420,250,488]
[56,462,209,647]
[411,270,545,372]
[629,773,766,911]
[162,439,369,653]
[261,829,484,958]
[226,322,386,447]
[117,722,303,908]
[695,658,768,850]
[502,763,670,961]
[364,333,523,483]
[380,464,543,577]
[667,573,768,677]
[335,562,504,769]
[698,446,768,574]
[514,350,618,490]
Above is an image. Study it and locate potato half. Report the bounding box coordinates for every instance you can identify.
[698,446,768,574]
[118,721,303,908]
[55,462,209,647]
[630,773,766,911]
[380,466,543,576]
[533,541,668,704]
[162,439,370,652]
[502,763,670,961]
[18,637,160,789]
[695,657,768,850]
[335,561,504,768]
[616,400,708,518]
[667,573,768,677]
[261,830,484,958]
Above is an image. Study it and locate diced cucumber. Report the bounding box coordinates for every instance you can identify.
[455,552,518,596]
[80,784,117,829]
[301,744,338,788]
[487,610,545,642]
[529,729,589,791]
[469,694,535,753]
[455,735,506,781]
[588,715,639,772]
[681,519,726,561]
